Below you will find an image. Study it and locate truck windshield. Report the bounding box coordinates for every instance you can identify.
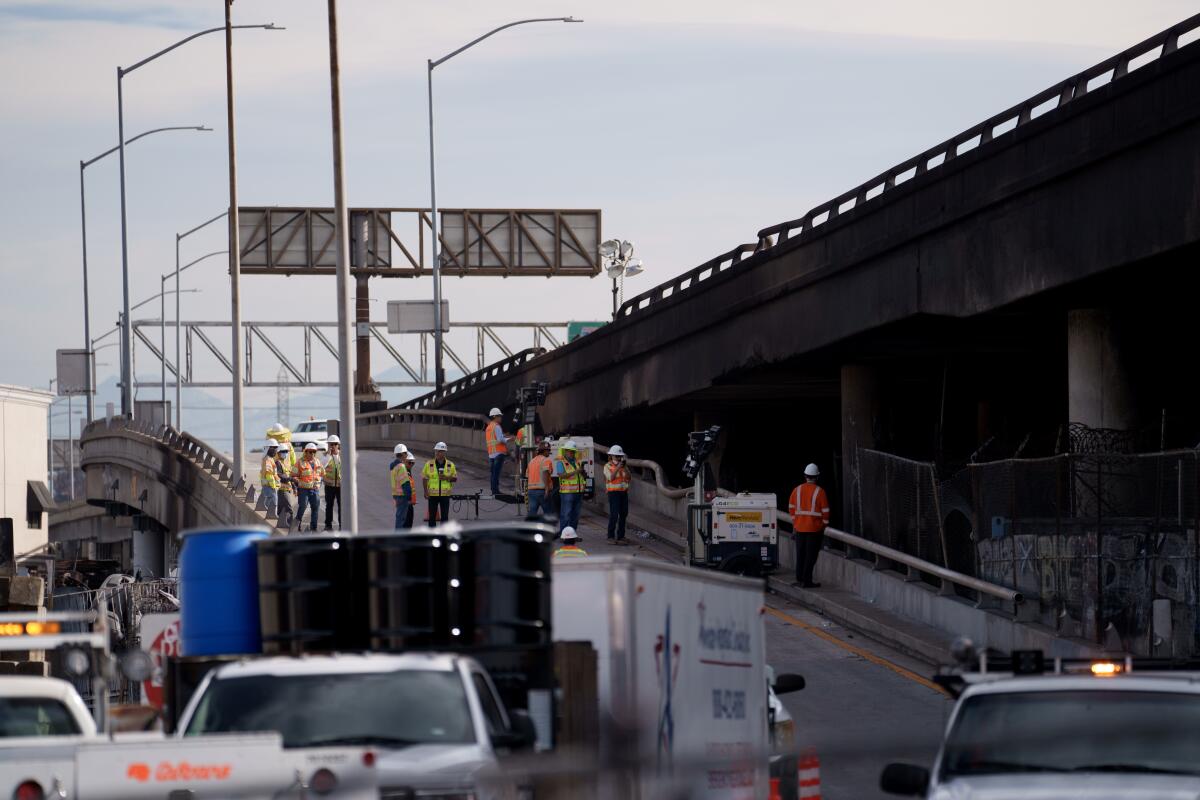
[185,670,476,749]
[296,422,326,433]
[0,697,82,737]
[941,690,1200,778]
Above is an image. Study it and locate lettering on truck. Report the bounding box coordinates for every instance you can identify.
[125,761,233,782]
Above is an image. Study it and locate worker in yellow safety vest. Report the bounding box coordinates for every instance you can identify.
[554,440,585,536]
[553,527,588,559]
[259,440,281,515]
[274,442,296,523]
[525,439,553,518]
[390,443,413,531]
[789,463,831,588]
[421,441,458,528]
[293,443,325,532]
[485,407,509,496]
[323,435,342,531]
[604,445,632,545]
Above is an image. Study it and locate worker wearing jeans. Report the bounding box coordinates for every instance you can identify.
[525,439,553,517]
[555,440,585,536]
[604,446,631,544]
[485,408,509,495]
[323,435,342,531]
[293,443,325,533]
[390,444,412,530]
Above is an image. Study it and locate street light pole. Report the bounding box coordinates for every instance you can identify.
[80,125,210,423]
[326,0,358,531]
[427,16,582,392]
[113,22,278,422]
[224,0,247,484]
[174,212,227,430]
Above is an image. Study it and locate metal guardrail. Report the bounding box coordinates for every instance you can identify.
[398,347,548,410]
[81,415,248,494]
[358,408,490,430]
[616,13,1200,323]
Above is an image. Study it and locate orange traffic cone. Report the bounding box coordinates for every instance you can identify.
[768,777,782,800]
[798,748,821,799]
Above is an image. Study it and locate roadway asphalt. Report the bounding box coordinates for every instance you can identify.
[354,447,951,798]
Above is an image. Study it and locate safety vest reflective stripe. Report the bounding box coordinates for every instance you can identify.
[293,459,323,489]
[790,484,829,533]
[324,455,341,487]
[553,546,588,558]
[605,464,631,492]
[260,457,280,489]
[390,463,410,496]
[422,460,457,496]
[486,422,508,457]
[556,453,585,493]
[526,455,550,490]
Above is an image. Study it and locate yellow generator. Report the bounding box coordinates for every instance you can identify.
[689,492,779,576]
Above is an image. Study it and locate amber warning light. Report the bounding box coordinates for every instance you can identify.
[0,621,63,637]
[1091,661,1121,676]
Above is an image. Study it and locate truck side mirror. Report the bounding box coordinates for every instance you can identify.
[880,763,930,796]
[493,708,538,752]
[772,673,805,695]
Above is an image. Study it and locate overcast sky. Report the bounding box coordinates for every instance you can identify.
[2,1,1195,419]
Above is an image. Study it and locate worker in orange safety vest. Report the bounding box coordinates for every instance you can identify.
[603,445,632,545]
[485,407,509,496]
[525,439,553,518]
[789,463,830,588]
[292,443,326,532]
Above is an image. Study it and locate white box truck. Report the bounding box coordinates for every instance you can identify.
[552,556,769,799]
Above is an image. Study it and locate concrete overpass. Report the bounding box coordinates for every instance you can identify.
[404,15,1200,514]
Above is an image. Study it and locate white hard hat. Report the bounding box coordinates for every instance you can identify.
[277,441,291,450]
[804,463,820,477]
[563,439,578,450]
[269,423,286,434]
[561,527,579,542]
[489,407,502,417]
[406,452,416,461]
[264,440,279,450]
[394,443,408,455]
[304,442,318,451]
[434,441,448,452]
[327,434,340,444]
[608,445,625,457]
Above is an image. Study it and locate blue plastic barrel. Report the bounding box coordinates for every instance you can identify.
[179,526,272,656]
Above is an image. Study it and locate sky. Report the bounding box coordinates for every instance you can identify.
[2,0,1196,445]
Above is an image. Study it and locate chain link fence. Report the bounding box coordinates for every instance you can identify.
[848,447,1200,655]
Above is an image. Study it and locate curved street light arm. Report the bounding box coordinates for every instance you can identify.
[166,249,228,280]
[121,24,282,75]
[83,126,212,168]
[431,17,581,68]
[179,210,229,241]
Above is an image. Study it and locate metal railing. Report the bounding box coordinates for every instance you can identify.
[358,408,491,430]
[398,347,548,409]
[615,13,1200,323]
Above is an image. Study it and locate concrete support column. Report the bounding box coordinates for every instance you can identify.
[1067,309,1137,430]
[841,364,881,529]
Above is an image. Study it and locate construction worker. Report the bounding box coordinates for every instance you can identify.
[404,450,418,528]
[554,440,585,536]
[789,463,831,588]
[323,435,342,531]
[422,441,457,528]
[525,439,553,518]
[604,445,632,545]
[259,441,280,515]
[553,527,588,559]
[293,443,325,532]
[266,423,295,473]
[485,407,509,495]
[389,444,412,531]
[274,442,296,523]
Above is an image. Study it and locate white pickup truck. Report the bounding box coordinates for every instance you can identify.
[882,657,1200,799]
[0,676,378,799]
[176,651,537,799]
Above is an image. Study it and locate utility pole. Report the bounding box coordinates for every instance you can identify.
[325,0,358,531]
